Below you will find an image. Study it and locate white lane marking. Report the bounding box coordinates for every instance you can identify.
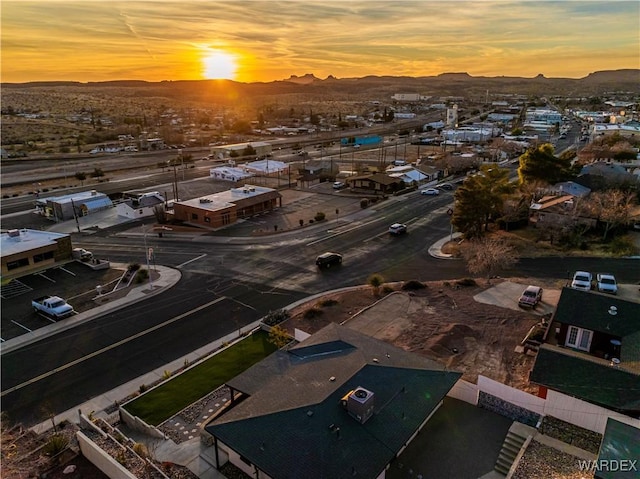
[177,254,207,268]
[306,218,385,246]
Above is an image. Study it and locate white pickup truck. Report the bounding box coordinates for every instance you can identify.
[32,295,75,319]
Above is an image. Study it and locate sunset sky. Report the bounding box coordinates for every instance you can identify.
[2,1,638,84]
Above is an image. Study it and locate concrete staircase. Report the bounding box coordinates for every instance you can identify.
[494,422,536,476]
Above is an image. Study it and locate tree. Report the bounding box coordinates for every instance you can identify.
[452,165,514,238]
[517,143,574,185]
[74,171,87,185]
[588,189,636,240]
[242,144,257,158]
[91,167,105,178]
[462,237,517,283]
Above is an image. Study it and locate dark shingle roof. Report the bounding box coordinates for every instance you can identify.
[530,345,640,413]
[596,418,640,479]
[208,324,461,479]
[553,287,640,337]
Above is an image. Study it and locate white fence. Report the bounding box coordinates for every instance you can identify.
[448,375,640,434]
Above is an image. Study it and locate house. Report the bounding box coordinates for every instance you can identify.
[346,173,404,194]
[35,190,113,222]
[528,194,596,229]
[548,181,591,198]
[529,287,640,417]
[205,323,462,479]
[116,192,165,219]
[386,164,428,184]
[172,185,281,229]
[1,229,72,279]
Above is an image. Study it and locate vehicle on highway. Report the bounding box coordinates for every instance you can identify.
[571,271,593,291]
[518,285,543,309]
[420,188,440,196]
[436,182,453,190]
[32,295,75,319]
[316,252,343,268]
[333,181,346,190]
[389,223,407,235]
[596,273,618,295]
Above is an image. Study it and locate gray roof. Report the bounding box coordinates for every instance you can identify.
[553,287,640,338]
[1,229,69,257]
[208,323,461,479]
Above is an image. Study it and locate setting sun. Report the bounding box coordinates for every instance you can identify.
[202,51,237,80]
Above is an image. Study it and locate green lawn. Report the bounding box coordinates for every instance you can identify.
[124,330,278,426]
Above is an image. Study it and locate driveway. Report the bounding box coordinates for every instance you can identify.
[473,281,560,316]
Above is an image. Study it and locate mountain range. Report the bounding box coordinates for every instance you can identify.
[2,70,638,104]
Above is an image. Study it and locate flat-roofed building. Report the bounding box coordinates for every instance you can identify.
[1,229,72,279]
[172,185,281,229]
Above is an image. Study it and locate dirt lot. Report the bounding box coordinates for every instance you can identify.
[282,278,548,392]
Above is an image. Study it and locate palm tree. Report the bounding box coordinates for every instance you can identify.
[368,273,384,297]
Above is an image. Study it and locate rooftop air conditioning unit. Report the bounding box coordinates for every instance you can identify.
[340,387,375,424]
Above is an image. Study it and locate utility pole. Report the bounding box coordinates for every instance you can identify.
[70,198,81,233]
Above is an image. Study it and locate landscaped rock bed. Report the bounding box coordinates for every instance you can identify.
[540,415,602,454]
[511,440,591,479]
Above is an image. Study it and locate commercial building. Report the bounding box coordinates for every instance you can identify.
[35,190,113,222]
[210,142,273,161]
[172,185,281,229]
[1,229,72,279]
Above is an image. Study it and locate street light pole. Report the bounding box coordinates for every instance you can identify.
[142,226,153,290]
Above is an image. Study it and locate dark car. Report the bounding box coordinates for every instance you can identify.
[518,285,543,309]
[316,252,343,268]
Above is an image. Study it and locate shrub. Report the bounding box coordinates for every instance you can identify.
[139,383,148,393]
[455,278,477,287]
[133,442,149,458]
[263,309,290,326]
[43,434,69,457]
[360,198,369,208]
[402,280,426,291]
[314,211,326,221]
[381,285,394,294]
[303,307,323,319]
[607,235,637,256]
[128,262,141,272]
[135,268,149,283]
[318,298,338,307]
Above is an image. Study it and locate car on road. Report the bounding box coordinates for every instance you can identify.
[333,181,346,190]
[316,252,343,268]
[420,188,440,196]
[518,285,543,309]
[389,223,407,235]
[436,182,453,190]
[571,271,593,291]
[596,273,618,295]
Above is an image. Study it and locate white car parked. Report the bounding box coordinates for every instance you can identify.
[571,271,593,291]
[596,273,618,295]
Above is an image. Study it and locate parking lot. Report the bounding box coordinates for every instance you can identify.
[0,261,124,342]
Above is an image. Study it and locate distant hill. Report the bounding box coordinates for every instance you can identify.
[2,70,638,104]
